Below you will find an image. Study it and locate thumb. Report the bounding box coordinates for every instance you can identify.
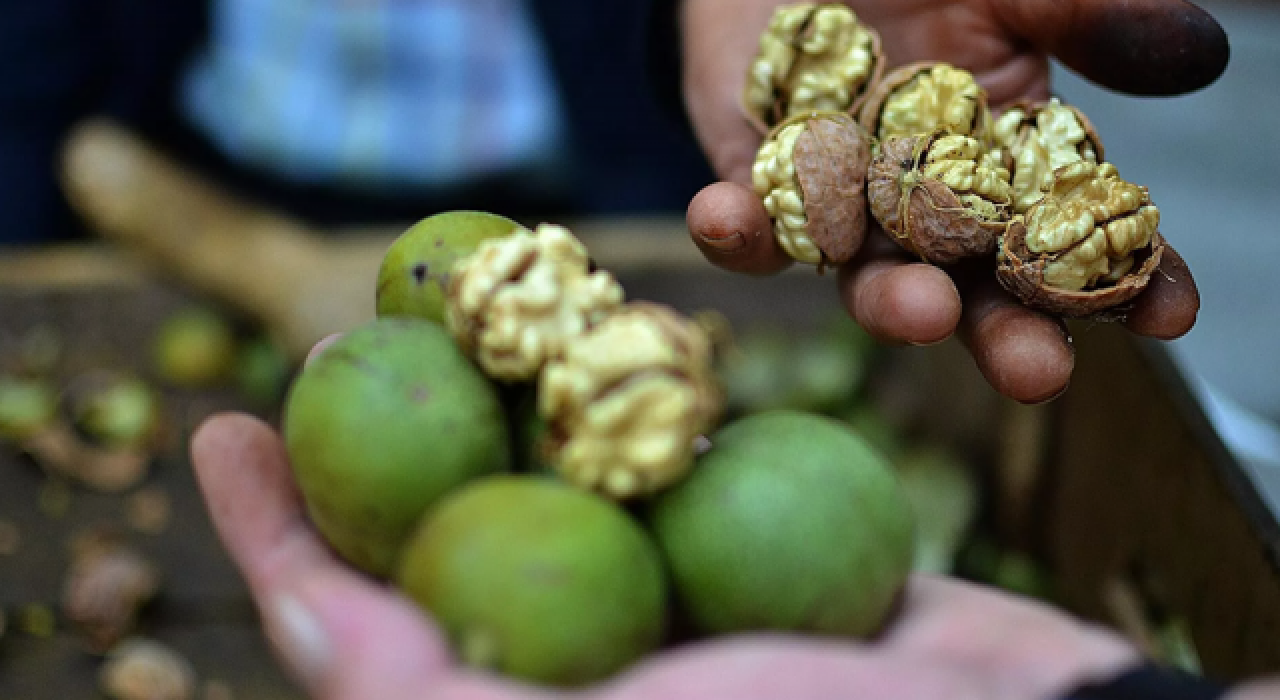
[680,0,779,185]
[990,0,1229,96]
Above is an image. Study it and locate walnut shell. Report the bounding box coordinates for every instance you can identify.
[998,223,1165,317]
[996,161,1165,317]
[992,98,1106,213]
[867,130,1012,265]
[741,3,886,134]
[752,111,872,267]
[857,62,992,144]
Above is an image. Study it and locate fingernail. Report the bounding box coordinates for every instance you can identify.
[266,593,332,688]
[695,229,747,254]
[304,334,342,367]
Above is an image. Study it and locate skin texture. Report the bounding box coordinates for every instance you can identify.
[682,0,1224,404]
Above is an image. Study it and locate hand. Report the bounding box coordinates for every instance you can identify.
[190,409,1141,700]
[679,0,1227,404]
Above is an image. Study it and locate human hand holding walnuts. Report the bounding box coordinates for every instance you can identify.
[680,0,1228,404]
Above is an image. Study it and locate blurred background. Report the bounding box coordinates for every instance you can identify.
[1,0,1278,698]
[1049,0,1280,509]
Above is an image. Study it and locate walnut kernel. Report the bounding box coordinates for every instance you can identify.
[751,111,872,266]
[997,161,1164,316]
[445,223,624,381]
[100,638,196,700]
[868,130,1013,264]
[63,529,161,653]
[858,62,991,144]
[992,98,1104,213]
[743,3,883,132]
[538,302,722,500]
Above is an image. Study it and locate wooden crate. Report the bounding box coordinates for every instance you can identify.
[0,227,1277,697]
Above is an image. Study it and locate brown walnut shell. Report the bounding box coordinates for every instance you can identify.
[791,112,873,265]
[997,221,1166,318]
[867,131,1009,266]
[741,4,887,135]
[754,111,873,266]
[856,61,991,144]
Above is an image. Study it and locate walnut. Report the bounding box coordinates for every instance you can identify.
[0,375,57,443]
[22,423,150,493]
[742,3,885,133]
[868,130,1013,264]
[445,223,625,381]
[751,111,873,267]
[100,638,196,700]
[992,98,1104,213]
[858,62,992,145]
[63,529,161,653]
[997,161,1165,316]
[538,302,723,500]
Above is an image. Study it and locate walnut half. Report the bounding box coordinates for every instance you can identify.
[997,161,1164,316]
[857,62,992,145]
[868,129,1013,264]
[445,223,625,381]
[992,98,1104,214]
[752,111,873,267]
[742,3,884,133]
[537,302,723,500]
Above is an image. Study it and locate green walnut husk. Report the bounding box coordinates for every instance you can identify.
[69,374,161,450]
[649,410,915,638]
[234,336,293,407]
[283,318,511,577]
[376,211,528,324]
[152,307,238,388]
[893,446,979,575]
[0,375,58,442]
[396,475,667,687]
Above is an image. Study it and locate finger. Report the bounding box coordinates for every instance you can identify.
[190,411,335,597]
[1122,243,1200,340]
[269,575,548,700]
[991,0,1229,96]
[191,413,534,700]
[680,0,777,184]
[687,181,793,276]
[306,333,344,367]
[836,234,962,346]
[957,277,1075,404]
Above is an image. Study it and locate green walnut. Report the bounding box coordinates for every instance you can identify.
[396,475,667,687]
[152,307,238,388]
[283,319,511,577]
[0,376,57,442]
[649,409,915,638]
[376,211,527,324]
[70,374,161,450]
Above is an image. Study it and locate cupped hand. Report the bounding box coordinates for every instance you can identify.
[190,389,1141,698]
[681,0,1226,403]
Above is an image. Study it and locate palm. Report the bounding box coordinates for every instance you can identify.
[843,0,1050,106]
[191,412,1138,700]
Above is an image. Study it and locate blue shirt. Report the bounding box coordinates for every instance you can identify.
[180,0,568,191]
